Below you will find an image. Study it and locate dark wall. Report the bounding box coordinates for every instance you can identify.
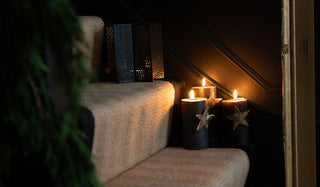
[71,0,284,186]
[315,0,320,185]
[163,0,282,114]
[72,0,282,114]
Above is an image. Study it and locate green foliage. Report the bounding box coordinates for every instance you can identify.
[0,0,102,186]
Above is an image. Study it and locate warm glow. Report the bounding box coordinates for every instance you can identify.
[202,78,206,87]
[233,89,238,100]
[190,89,195,99]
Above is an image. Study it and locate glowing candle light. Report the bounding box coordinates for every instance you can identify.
[192,78,216,99]
[190,89,195,99]
[222,89,246,109]
[202,78,206,87]
[233,89,238,100]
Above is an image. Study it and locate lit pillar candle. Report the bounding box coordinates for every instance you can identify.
[192,78,216,99]
[181,90,208,150]
[220,89,249,149]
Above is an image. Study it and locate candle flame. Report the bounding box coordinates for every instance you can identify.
[190,89,195,99]
[202,78,206,87]
[233,89,238,100]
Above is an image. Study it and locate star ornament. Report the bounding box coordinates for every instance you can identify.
[207,93,222,108]
[226,105,250,130]
[196,107,215,131]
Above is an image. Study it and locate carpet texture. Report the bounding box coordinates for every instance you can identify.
[81,81,175,184]
[107,147,249,187]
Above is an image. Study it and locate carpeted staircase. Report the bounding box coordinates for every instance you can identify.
[79,16,250,187]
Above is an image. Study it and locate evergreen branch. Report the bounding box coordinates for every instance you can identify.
[27,73,44,118]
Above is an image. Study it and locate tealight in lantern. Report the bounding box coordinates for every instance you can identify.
[192,78,216,99]
[220,89,249,149]
[181,90,208,150]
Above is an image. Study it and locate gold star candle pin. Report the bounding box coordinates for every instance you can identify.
[225,105,250,130]
[196,106,215,131]
[207,93,222,108]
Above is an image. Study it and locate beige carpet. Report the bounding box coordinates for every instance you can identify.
[81,81,175,184]
[107,147,249,187]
